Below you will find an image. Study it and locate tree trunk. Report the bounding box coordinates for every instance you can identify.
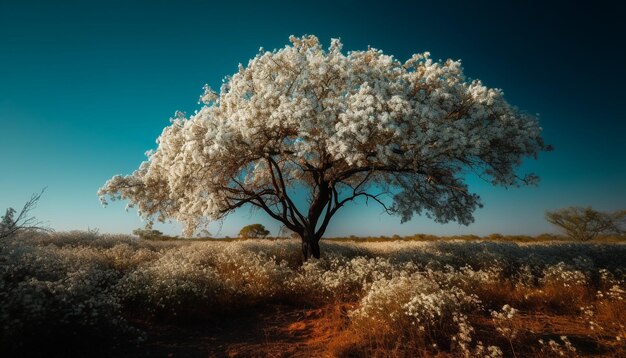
[310,238,320,259]
[301,180,330,262]
[301,238,309,261]
[301,232,321,261]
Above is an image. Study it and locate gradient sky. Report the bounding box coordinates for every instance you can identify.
[1,0,624,237]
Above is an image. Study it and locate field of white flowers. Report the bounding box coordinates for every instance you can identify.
[1,231,625,357]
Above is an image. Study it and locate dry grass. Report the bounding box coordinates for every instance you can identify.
[1,231,625,357]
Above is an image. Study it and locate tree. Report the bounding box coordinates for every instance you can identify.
[0,189,49,239]
[99,35,549,260]
[132,228,164,240]
[239,224,270,239]
[545,207,626,241]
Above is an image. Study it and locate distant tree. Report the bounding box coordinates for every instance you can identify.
[545,207,626,241]
[132,228,164,240]
[99,35,550,260]
[0,189,49,239]
[239,224,270,239]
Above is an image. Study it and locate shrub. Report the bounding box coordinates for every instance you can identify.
[1,231,625,356]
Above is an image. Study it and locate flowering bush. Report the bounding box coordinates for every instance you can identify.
[1,231,625,356]
[0,233,142,356]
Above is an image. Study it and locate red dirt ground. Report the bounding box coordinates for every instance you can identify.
[120,304,623,357]
[122,304,348,358]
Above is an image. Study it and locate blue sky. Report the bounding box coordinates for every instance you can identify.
[1,0,624,237]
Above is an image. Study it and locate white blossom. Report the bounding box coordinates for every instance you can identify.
[98,35,549,247]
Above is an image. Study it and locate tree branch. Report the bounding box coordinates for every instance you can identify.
[266,155,308,226]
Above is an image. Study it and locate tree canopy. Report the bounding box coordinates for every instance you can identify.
[99,35,549,259]
[239,224,270,239]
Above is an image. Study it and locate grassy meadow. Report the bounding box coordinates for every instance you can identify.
[1,231,625,357]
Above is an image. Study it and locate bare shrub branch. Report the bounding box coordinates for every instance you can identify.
[0,188,51,239]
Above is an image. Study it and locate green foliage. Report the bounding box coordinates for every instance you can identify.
[239,224,270,239]
[546,207,626,241]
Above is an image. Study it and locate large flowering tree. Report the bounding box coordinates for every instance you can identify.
[99,35,549,260]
